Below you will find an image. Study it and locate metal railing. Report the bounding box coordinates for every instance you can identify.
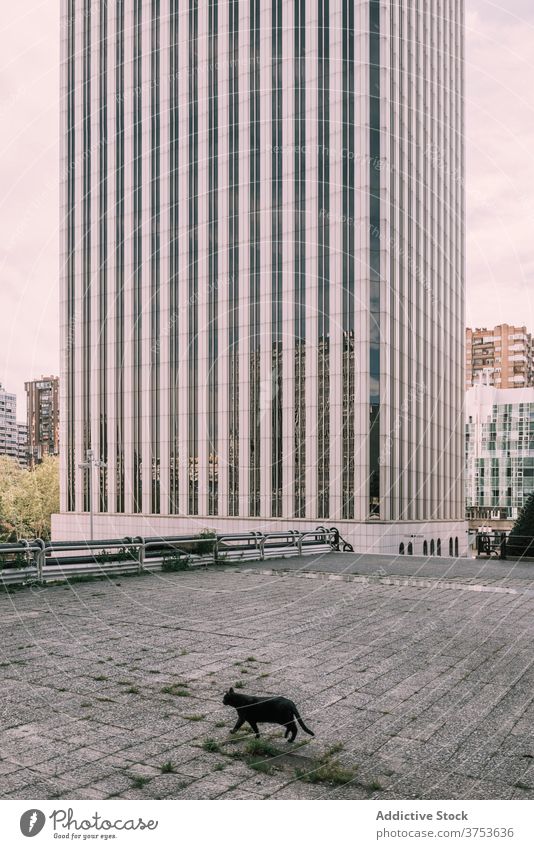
[0,526,352,587]
[475,532,534,561]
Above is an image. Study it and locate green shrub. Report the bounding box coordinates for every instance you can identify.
[161,554,192,572]
[195,529,217,555]
[0,551,30,571]
[507,492,534,559]
[93,547,138,565]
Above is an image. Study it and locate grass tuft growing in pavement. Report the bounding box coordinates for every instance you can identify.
[131,775,150,789]
[323,743,344,758]
[244,739,280,759]
[295,760,355,787]
[160,761,176,774]
[202,738,222,753]
[294,743,358,787]
[226,737,283,776]
[161,684,190,697]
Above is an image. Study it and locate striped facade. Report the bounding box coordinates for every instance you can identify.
[55,0,466,554]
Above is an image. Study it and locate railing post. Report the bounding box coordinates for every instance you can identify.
[213,538,219,564]
[259,535,265,561]
[329,527,340,551]
[137,539,145,574]
[37,549,46,583]
[20,539,30,568]
[253,532,261,558]
[34,539,45,582]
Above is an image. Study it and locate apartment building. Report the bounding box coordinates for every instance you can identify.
[466,325,533,390]
[25,376,60,466]
[0,383,28,466]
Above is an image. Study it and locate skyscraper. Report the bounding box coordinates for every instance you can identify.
[54,1,466,555]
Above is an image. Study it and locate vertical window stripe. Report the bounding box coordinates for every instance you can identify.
[228,0,240,516]
[150,0,161,514]
[98,0,108,513]
[249,0,261,517]
[66,0,76,511]
[208,0,219,515]
[169,0,179,513]
[317,0,330,519]
[188,0,199,515]
[342,0,355,519]
[115,0,125,513]
[294,0,306,518]
[369,0,381,517]
[82,0,92,512]
[132,0,143,513]
[271,0,283,517]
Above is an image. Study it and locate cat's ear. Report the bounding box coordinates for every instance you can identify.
[229,687,234,693]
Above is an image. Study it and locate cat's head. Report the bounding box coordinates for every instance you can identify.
[223,687,236,706]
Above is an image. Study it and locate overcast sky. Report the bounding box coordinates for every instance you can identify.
[1,2,534,416]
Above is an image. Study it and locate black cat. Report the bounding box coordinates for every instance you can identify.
[223,687,315,742]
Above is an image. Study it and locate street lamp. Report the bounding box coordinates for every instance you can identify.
[78,449,107,542]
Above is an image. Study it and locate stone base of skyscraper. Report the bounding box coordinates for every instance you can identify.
[51,513,467,559]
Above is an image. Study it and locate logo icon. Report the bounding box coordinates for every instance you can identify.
[20,810,46,837]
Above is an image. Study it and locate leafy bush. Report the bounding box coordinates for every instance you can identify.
[93,547,138,565]
[161,553,192,572]
[0,551,31,571]
[195,529,216,555]
[506,492,534,559]
[0,456,59,542]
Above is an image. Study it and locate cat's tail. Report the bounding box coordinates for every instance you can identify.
[293,708,315,736]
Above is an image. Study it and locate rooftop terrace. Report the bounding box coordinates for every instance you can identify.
[0,552,533,800]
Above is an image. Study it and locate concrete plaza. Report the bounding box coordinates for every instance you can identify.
[0,552,533,800]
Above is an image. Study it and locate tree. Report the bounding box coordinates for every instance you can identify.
[0,455,59,542]
[0,456,26,541]
[506,491,534,560]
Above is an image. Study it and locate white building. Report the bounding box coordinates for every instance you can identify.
[53,1,466,555]
[0,384,27,467]
[466,383,534,522]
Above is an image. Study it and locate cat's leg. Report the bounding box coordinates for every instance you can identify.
[230,716,245,734]
[287,720,298,743]
[248,720,260,738]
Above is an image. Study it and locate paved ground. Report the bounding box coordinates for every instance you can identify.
[0,553,533,800]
